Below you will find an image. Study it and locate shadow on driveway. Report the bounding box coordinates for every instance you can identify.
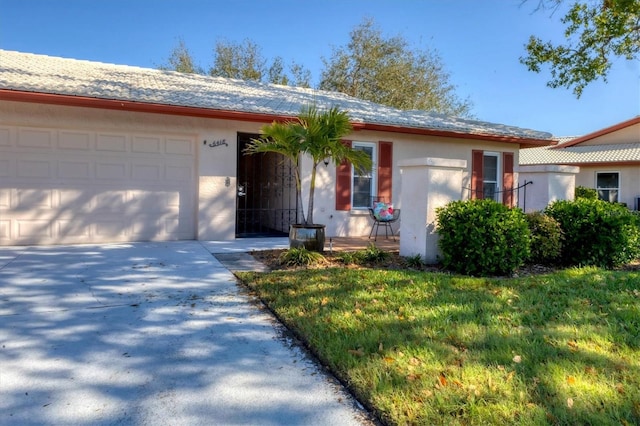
[0,241,372,425]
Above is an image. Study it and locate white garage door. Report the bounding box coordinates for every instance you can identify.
[0,126,196,245]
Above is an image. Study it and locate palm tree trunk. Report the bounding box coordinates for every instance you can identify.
[306,162,318,225]
[293,163,306,225]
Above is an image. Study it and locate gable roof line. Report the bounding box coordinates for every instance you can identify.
[552,116,640,149]
[0,88,551,146]
[0,49,554,146]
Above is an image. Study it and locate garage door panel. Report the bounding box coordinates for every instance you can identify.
[59,131,92,150]
[56,220,92,239]
[18,128,54,149]
[0,159,10,177]
[16,189,53,209]
[132,136,162,153]
[0,128,11,146]
[17,160,52,178]
[0,220,9,239]
[96,162,129,180]
[96,133,128,152]
[132,162,162,181]
[166,138,193,155]
[1,127,196,245]
[17,220,53,239]
[59,161,92,179]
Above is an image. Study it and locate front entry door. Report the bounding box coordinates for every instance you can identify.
[235,133,298,237]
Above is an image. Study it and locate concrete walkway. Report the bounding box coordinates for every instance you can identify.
[0,239,374,425]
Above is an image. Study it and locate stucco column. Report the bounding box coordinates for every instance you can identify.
[518,165,580,212]
[398,157,466,264]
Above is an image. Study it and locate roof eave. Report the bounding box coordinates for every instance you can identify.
[551,116,640,149]
[354,122,552,147]
[0,89,553,146]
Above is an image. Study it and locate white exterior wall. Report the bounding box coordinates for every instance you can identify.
[0,100,264,243]
[312,130,520,238]
[398,158,466,263]
[575,165,640,209]
[0,100,530,245]
[518,165,580,212]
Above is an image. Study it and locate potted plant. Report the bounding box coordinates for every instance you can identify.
[244,105,371,251]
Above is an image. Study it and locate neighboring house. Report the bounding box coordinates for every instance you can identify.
[0,49,553,246]
[520,116,640,210]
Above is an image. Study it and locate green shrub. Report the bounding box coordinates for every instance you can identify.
[575,185,598,199]
[335,244,389,265]
[525,212,563,265]
[436,199,530,276]
[403,254,424,269]
[279,247,325,266]
[361,243,389,263]
[336,251,365,265]
[545,198,640,268]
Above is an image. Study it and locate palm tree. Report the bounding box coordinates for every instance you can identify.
[244,105,371,226]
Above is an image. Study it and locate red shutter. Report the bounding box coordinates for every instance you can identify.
[471,150,484,200]
[335,140,352,211]
[377,141,393,203]
[502,152,514,207]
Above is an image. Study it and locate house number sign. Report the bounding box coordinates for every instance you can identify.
[203,139,228,148]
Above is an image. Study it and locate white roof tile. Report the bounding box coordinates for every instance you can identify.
[0,49,553,141]
[520,143,640,165]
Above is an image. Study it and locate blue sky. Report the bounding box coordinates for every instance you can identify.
[1,0,638,137]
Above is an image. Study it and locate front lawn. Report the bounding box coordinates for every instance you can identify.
[238,266,640,425]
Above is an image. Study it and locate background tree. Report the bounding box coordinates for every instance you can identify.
[161,38,311,87]
[210,38,266,81]
[521,0,640,97]
[158,38,203,74]
[319,18,472,117]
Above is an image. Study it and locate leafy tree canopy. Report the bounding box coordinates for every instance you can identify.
[158,38,203,74]
[521,0,640,97]
[160,38,311,87]
[319,18,473,117]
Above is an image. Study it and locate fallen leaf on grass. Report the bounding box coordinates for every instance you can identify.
[348,348,365,357]
[383,356,395,364]
[567,397,574,408]
[567,376,576,385]
[616,383,625,394]
[512,355,522,363]
[406,373,422,381]
[438,374,448,387]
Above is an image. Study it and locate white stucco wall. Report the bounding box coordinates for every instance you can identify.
[575,165,640,209]
[312,130,521,238]
[0,100,264,242]
[518,165,580,212]
[1,100,532,244]
[398,157,466,263]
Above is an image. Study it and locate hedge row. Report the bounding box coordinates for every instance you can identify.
[436,198,640,276]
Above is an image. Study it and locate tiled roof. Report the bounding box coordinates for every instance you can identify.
[520,143,640,165]
[554,136,579,144]
[0,49,553,141]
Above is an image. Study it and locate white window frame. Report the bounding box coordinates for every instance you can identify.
[482,151,501,201]
[595,171,620,203]
[351,141,377,209]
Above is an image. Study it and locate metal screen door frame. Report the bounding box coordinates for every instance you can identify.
[235,132,298,237]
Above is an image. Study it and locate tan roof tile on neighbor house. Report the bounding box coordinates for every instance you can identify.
[520,143,640,165]
[0,49,553,141]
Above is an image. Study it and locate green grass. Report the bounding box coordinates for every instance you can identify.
[238,266,640,425]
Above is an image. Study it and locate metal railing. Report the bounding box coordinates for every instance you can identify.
[464,180,533,211]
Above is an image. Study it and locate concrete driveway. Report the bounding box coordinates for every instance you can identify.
[0,241,373,425]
